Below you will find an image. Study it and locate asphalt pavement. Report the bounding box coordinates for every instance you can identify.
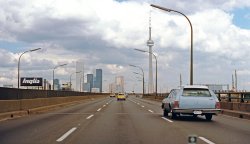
[0,96,249,144]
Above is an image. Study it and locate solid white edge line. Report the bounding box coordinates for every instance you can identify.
[161,117,173,123]
[148,110,154,113]
[56,127,77,142]
[97,108,102,111]
[199,136,215,144]
[86,114,94,119]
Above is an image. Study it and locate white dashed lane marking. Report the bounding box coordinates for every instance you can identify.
[56,100,114,142]
[86,114,94,119]
[56,127,77,142]
[198,137,215,144]
[148,110,154,113]
[161,117,173,123]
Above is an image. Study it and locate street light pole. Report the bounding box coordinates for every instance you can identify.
[133,72,145,97]
[53,64,67,90]
[134,48,158,98]
[18,48,41,89]
[129,64,145,97]
[69,71,81,91]
[151,4,193,85]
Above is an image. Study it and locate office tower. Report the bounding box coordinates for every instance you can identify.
[76,61,84,91]
[94,69,102,92]
[115,76,124,93]
[87,74,93,92]
[83,83,90,92]
[109,83,116,93]
[53,79,60,90]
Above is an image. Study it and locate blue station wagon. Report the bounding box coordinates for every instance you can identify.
[162,85,221,120]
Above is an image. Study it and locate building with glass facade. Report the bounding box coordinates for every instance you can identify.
[94,69,102,92]
[87,74,93,92]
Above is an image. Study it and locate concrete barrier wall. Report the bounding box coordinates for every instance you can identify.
[232,102,250,112]
[220,102,250,112]
[0,100,20,113]
[0,87,105,100]
[220,102,233,110]
[0,95,107,113]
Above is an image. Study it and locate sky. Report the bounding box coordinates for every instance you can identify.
[0,0,250,92]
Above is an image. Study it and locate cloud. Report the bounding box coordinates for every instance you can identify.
[0,0,250,91]
[0,49,17,67]
[134,0,250,12]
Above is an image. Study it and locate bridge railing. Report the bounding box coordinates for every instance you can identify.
[216,92,250,103]
[141,92,250,103]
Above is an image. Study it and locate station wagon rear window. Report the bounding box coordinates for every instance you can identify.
[182,88,211,97]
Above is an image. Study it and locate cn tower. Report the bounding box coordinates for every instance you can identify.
[147,14,154,94]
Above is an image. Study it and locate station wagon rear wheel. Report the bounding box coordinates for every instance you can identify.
[163,109,168,117]
[171,112,177,119]
[169,107,177,119]
[205,114,212,121]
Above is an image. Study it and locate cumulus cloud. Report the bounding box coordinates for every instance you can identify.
[0,0,250,91]
[134,0,250,12]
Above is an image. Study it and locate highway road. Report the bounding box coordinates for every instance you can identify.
[0,96,249,144]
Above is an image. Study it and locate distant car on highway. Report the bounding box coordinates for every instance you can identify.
[162,85,221,120]
[110,93,116,97]
[117,93,126,101]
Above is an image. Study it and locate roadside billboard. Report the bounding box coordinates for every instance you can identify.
[20,77,43,86]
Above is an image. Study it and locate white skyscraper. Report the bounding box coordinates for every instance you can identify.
[76,61,84,91]
[115,76,124,93]
[147,13,154,93]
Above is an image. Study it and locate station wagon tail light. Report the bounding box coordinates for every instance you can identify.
[173,101,179,108]
[215,102,220,109]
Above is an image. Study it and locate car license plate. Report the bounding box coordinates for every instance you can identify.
[193,111,202,115]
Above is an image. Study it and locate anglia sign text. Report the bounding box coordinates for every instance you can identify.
[20,77,43,86]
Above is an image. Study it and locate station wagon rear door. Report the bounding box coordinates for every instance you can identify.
[179,88,216,109]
